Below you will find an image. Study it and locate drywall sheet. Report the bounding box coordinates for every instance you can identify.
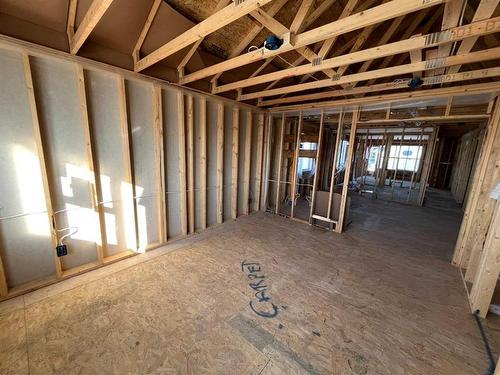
[30,56,98,270]
[237,110,249,216]
[85,70,136,256]
[223,105,234,221]
[193,97,203,231]
[163,89,183,238]
[206,101,219,227]
[249,113,260,212]
[0,50,55,287]
[126,79,159,249]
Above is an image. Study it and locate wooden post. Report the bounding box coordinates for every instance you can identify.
[327,109,344,220]
[275,113,285,215]
[407,127,424,202]
[254,113,265,212]
[177,92,188,235]
[199,97,207,230]
[22,54,63,278]
[186,95,195,234]
[231,108,239,219]
[336,106,359,233]
[243,111,253,215]
[0,255,7,297]
[469,200,500,317]
[118,77,139,250]
[417,126,439,206]
[153,85,167,243]
[379,134,393,187]
[76,64,106,263]
[309,110,325,224]
[290,111,303,219]
[261,114,272,211]
[216,103,224,224]
[453,98,500,267]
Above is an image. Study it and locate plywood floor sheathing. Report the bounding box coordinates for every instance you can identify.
[1,195,498,374]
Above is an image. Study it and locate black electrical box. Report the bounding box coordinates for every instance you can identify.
[56,244,68,257]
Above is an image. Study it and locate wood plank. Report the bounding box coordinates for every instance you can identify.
[254,113,265,212]
[453,100,499,266]
[152,85,166,243]
[132,0,161,63]
[216,103,224,224]
[336,107,358,233]
[239,45,500,100]
[177,92,188,235]
[432,0,465,75]
[199,97,207,230]
[409,34,422,79]
[118,78,139,250]
[210,0,289,84]
[328,110,344,221]
[308,110,325,224]
[231,108,240,220]
[186,95,195,234]
[70,0,115,54]
[275,114,286,215]
[260,67,500,107]
[268,81,500,113]
[217,17,500,95]
[243,111,253,215]
[470,200,500,317]
[417,127,439,206]
[262,115,273,211]
[290,112,303,219]
[180,0,446,84]
[135,0,274,72]
[22,53,63,278]
[290,0,315,33]
[176,0,231,75]
[67,0,78,40]
[76,64,105,264]
[447,0,500,74]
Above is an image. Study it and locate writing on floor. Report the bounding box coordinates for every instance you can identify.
[241,260,278,318]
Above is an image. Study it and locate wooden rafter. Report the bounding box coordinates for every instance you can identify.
[70,0,114,54]
[248,8,336,79]
[179,0,446,85]
[364,6,435,87]
[67,0,78,41]
[290,0,315,33]
[210,0,289,85]
[132,0,162,64]
[213,17,500,96]
[240,46,500,100]
[431,0,466,75]
[135,0,274,72]
[259,67,500,106]
[267,81,500,112]
[176,0,231,77]
[447,0,500,74]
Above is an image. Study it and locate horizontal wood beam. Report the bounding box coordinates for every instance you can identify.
[268,81,500,112]
[240,46,500,100]
[70,0,114,54]
[135,0,273,72]
[180,0,446,84]
[259,67,500,106]
[216,17,500,94]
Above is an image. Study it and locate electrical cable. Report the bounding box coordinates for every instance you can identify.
[472,310,496,375]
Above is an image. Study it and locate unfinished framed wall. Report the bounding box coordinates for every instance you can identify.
[0,41,266,300]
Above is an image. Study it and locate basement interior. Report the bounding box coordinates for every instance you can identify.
[0,0,500,374]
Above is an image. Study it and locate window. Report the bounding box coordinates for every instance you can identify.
[387,145,423,172]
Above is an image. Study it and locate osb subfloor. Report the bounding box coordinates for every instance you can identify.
[1,195,499,374]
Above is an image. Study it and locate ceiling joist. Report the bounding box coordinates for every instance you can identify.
[213,16,500,95]
[135,0,274,72]
[180,0,447,85]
